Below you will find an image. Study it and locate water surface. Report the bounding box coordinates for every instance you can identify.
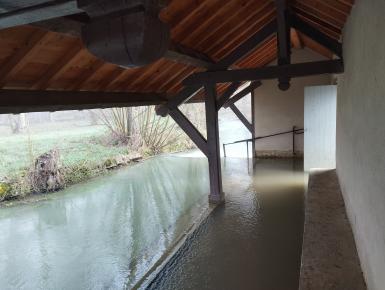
[0,155,209,290]
[148,158,306,290]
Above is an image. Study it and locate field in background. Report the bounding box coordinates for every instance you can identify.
[0,120,127,178]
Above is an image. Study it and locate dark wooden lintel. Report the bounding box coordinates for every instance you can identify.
[223,81,261,108]
[229,103,253,133]
[0,89,166,114]
[168,108,208,157]
[183,59,344,86]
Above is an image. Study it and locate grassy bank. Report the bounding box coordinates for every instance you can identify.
[0,121,145,201]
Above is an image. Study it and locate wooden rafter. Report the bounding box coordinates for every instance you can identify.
[291,14,343,58]
[291,28,303,49]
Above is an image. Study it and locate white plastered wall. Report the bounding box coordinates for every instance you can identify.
[337,1,385,289]
[253,48,331,157]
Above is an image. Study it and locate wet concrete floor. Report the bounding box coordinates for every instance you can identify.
[147,157,306,290]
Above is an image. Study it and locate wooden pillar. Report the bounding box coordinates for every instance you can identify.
[205,84,224,204]
[251,90,257,159]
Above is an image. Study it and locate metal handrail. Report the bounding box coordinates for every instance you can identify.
[223,126,304,158]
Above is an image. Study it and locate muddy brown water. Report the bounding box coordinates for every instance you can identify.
[147,157,306,290]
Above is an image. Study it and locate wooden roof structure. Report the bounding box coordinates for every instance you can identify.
[0,0,354,113]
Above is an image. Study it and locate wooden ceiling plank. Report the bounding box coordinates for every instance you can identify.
[207,2,275,57]
[196,0,272,55]
[70,59,105,91]
[0,29,48,87]
[32,41,83,90]
[96,67,126,92]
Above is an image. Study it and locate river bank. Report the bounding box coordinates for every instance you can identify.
[0,119,194,204]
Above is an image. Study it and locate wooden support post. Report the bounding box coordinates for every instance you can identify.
[275,0,291,90]
[251,90,256,159]
[205,84,224,204]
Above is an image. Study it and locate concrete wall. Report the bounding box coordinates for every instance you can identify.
[304,86,337,171]
[253,48,331,157]
[337,1,385,289]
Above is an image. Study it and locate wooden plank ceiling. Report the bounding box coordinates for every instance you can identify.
[0,0,354,101]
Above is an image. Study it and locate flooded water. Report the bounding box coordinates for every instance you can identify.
[0,155,209,290]
[148,158,306,290]
[0,154,306,290]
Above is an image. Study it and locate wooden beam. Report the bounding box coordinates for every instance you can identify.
[0,89,166,114]
[169,108,208,157]
[183,60,344,86]
[291,14,343,58]
[223,81,261,108]
[156,19,277,116]
[275,0,291,90]
[165,42,215,69]
[229,103,252,133]
[0,30,48,87]
[291,28,303,49]
[216,82,242,110]
[204,84,224,204]
[0,1,82,29]
[32,42,83,90]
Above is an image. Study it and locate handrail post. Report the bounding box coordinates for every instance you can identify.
[292,125,296,157]
[246,141,249,159]
[223,144,227,158]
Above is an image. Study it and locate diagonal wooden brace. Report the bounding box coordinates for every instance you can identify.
[168,108,208,157]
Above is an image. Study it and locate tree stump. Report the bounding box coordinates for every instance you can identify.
[29,149,64,193]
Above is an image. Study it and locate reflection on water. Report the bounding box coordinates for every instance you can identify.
[148,158,306,290]
[0,155,209,290]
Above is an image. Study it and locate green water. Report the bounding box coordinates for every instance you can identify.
[0,155,209,290]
